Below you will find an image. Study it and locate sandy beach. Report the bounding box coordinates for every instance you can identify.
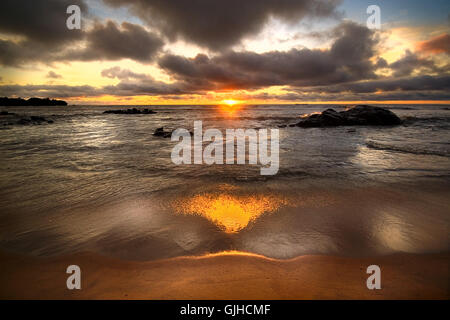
[1,251,448,300]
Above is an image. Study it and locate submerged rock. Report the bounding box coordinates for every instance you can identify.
[296,105,402,127]
[1,111,15,116]
[103,108,156,115]
[15,116,52,125]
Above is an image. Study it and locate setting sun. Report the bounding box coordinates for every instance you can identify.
[222,99,240,106]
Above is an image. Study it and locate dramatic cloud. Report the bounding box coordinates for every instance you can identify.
[0,20,164,66]
[0,0,87,66]
[0,0,86,45]
[65,21,164,63]
[417,33,450,55]
[100,66,184,95]
[104,0,342,50]
[294,75,450,94]
[251,90,450,102]
[158,22,380,91]
[389,50,441,77]
[0,84,99,98]
[0,39,46,67]
[1,2,448,102]
[2,74,449,101]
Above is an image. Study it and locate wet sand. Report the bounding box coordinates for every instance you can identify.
[0,251,448,299]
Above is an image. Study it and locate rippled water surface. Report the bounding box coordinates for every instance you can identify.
[0,104,449,260]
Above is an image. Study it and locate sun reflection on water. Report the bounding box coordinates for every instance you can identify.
[173,189,289,233]
[218,102,243,116]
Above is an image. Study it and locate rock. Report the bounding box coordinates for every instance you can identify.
[17,118,32,125]
[297,109,346,127]
[296,105,402,127]
[153,127,172,138]
[103,108,156,115]
[153,127,193,138]
[30,116,46,122]
[342,105,402,126]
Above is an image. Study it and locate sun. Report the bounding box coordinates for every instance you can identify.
[222,99,240,106]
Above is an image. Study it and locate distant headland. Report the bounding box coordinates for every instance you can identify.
[0,97,68,106]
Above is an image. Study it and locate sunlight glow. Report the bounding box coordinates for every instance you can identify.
[222,99,240,106]
[173,191,289,233]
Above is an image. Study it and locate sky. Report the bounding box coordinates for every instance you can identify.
[0,0,449,105]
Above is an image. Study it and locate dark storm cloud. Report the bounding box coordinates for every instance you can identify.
[0,0,163,66]
[0,39,42,67]
[158,22,380,91]
[0,20,164,66]
[417,33,450,55]
[103,0,342,50]
[0,0,86,44]
[64,21,164,63]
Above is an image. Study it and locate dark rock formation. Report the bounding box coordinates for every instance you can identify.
[0,97,67,106]
[1,111,15,116]
[103,108,156,115]
[153,127,194,138]
[153,127,172,138]
[296,105,402,128]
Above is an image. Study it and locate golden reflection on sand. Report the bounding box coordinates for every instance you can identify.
[173,190,289,233]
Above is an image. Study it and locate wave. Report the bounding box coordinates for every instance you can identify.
[366,140,450,157]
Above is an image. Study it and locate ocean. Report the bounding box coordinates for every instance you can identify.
[0,104,449,260]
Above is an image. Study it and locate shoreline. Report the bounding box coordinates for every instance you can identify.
[1,251,448,300]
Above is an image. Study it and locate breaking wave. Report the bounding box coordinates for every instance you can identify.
[366,140,450,157]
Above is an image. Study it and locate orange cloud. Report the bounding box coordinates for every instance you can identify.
[417,33,450,54]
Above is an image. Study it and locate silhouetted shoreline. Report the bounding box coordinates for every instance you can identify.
[0,97,67,106]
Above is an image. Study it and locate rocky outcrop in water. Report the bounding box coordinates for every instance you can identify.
[153,127,194,138]
[296,105,402,127]
[153,127,173,138]
[103,108,156,115]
